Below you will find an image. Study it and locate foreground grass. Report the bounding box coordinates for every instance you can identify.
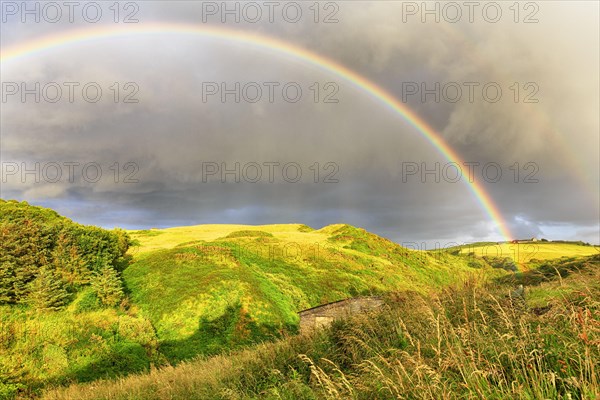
[0,299,161,398]
[41,255,600,400]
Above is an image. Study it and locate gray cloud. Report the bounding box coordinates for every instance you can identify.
[1,1,598,245]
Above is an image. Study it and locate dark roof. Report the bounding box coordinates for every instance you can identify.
[297,296,383,315]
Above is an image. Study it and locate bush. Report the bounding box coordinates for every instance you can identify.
[225,230,274,239]
[0,200,132,306]
[25,267,70,311]
[73,289,101,313]
[467,258,484,269]
[91,266,124,307]
[0,381,25,400]
[483,256,518,271]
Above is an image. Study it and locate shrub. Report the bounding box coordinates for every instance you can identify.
[73,289,101,313]
[25,267,70,311]
[0,200,132,306]
[225,230,274,239]
[91,266,124,307]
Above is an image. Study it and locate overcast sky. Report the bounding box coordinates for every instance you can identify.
[1,1,598,246]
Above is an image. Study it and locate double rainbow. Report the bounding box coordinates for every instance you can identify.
[0,23,513,241]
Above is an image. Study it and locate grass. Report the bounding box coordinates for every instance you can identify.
[127,224,322,255]
[0,301,160,397]
[0,200,153,399]
[7,221,507,398]
[498,254,600,308]
[451,241,599,265]
[122,224,509,363]
[3,214,598,399]
[40,254,600,400]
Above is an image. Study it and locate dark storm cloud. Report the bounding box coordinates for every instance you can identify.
[1,1,598,245]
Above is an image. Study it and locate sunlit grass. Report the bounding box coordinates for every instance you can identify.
[4,216,598,399]
[455,242,599,264]
[41,254,600,400]
[123,224,504,363]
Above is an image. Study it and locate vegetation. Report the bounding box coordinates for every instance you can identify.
[0,199,131,306]
[1,199,598,399]
[447,241,599,265]
[121,223,510,363]
[0,200,159,398]
[224,230,274,239]
[41,254,600,400]
[25,267,70,311]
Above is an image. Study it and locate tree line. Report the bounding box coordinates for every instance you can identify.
[0,199,132,311]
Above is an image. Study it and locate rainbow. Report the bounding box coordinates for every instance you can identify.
[0,23,513,241]
[436,24,597,201]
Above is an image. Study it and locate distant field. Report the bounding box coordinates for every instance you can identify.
[451,241,599,264]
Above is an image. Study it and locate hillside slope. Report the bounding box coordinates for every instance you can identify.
[124,223,507,361]
[2,201,597,399]
[42,254,600,400]
[0,200,158,399]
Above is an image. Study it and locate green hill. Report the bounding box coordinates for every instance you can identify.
[0,200,155,399]
[123,223,506,361]
[42,253,600,400]
[1,200,598,399]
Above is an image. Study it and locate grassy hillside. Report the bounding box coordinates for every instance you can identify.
[0,200,159,399]
[41,254,600,400]
[1,204,510,398]
[2,200,597,399]
[123,223,507,362]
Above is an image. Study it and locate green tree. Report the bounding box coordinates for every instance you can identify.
[91,265,124,307]
[26,267,70,311]
[52,233,90,288]
[0,200,133,305]
[0,220,50,302]
[0,262,15,303]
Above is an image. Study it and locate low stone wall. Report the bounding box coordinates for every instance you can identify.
[298,296,384,333]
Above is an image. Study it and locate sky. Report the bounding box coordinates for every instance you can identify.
[1,0,599,247]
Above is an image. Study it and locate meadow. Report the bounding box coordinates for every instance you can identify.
[1,200,598,399]
[452,241,598,264]
[122,223,506,363]
[42,253,600,400]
